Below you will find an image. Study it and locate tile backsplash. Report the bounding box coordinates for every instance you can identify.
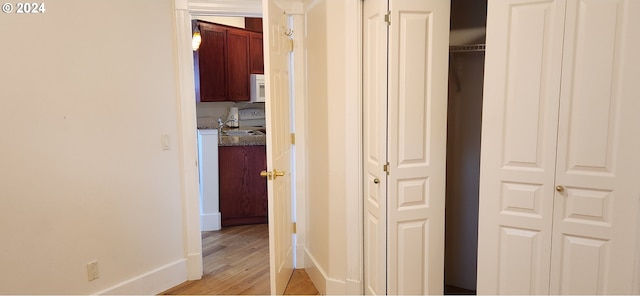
[196,102,264,128]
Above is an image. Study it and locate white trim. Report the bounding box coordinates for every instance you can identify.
[174,4,204,281]
[344,0,364,294]
[304,247,349,295]
[188,0,262,16]
[94,259,187,295]
[176,0,308,286]
[292,12,308,270]
[634,196,640,294]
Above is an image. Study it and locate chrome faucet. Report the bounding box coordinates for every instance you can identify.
[217,117,237,138]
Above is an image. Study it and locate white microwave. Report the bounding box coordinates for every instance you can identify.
[250,74,266,103]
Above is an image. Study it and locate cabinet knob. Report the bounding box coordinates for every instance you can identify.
[556,185,565,192]
[373,178,380,184]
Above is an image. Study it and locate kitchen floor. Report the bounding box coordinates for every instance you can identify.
[161,224,319,295]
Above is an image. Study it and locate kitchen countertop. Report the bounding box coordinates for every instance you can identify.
[198,126,266,146]
[218,134,266,146]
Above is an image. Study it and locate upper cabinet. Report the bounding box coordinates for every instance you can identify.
[194,20,264,102]
[249,32,264,74]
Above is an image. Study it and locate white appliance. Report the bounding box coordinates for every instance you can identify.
[226,107,239,127]
[250,74,266,103]
[197,129,221,231]
[238,108,266,127]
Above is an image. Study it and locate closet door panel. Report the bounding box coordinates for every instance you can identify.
[477,0,566,294]
[551,0,640,294]
[387,0,449,294]
[363,0,389,294]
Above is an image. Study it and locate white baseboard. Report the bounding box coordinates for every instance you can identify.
[346,279,363,295]
[187,252,203,280]
[304,248,349,295]
[94,259,187,295]
[201,212,221,231]
[296,245,306,268]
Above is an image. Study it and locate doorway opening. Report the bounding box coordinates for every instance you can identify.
[192,13,271,294]
[443,0,487,294]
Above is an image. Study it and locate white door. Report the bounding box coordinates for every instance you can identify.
[363,0,450,294]
[363,0,389,294]
[386,0,449,294]
[263,0,294,294]
[478,0,640,294]
[549,0,640,293]
[477,0,566,293]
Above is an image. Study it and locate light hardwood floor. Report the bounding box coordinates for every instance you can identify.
[162,224,318,295]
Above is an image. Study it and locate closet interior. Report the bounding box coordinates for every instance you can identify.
[444,0,487,294]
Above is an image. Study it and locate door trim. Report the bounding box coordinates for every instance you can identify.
[345,0,364,294]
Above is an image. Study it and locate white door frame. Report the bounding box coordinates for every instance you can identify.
[174,0,365,290]
[173,0,309,280]
[173,0,263,280]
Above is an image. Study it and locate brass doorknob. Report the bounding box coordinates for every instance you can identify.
[556,185,564,192]
[373,178,380,184]
[260,170,286,180]
[274,170,286,178]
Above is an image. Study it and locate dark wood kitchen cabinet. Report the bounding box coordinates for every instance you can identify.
[218,145,267,226]
[193,20,264,102]
[194,21,227,102]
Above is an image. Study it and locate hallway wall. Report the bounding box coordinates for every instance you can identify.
[0,1,186,294]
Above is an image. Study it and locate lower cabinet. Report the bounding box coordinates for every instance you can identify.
[218,145,267,226]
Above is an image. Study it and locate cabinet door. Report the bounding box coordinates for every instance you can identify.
[249,32,264,74]
[218,145,268,226]
[477,0,566,294]
[226,28,251,101]
[197,22,228,102]
[550,0,640,294]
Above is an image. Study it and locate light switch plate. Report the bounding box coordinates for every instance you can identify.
[161,134,170,150]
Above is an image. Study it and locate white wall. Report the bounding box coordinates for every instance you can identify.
[303,0,357,293]
[193,16,246,28]
[0,0,187,294]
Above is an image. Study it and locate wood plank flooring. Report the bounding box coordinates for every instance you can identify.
[162,224,318,295]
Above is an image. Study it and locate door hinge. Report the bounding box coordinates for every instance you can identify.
[383,162,390,175]
[291,133,296,145]
[384,11,391,25]
[293,222,297,234]
[288,39,294,52]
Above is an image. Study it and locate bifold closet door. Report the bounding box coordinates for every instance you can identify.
[477,1,566,293]
[363,0,389,293]
[363,0,450,294]
[549,0,640,294]
[478,0,640,294]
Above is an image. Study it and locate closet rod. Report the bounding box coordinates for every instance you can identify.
[449,44,486,53]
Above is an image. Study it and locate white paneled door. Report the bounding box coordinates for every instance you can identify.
[363,0,389,293]
[263,0,294,294]
[478,0,640,294]
[363,0,450,294]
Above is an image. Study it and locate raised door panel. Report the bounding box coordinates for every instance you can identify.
[386,0,449,294]
[249,32,264,74]
[198,22,227,102]
[550,0,640,293]
[477,0,566,294]
[362,0,388,294]
[227,28,251,101]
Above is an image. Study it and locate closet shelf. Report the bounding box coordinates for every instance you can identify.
[449,44,486,52]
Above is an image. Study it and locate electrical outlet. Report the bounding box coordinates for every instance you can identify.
[87,260,99,281]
